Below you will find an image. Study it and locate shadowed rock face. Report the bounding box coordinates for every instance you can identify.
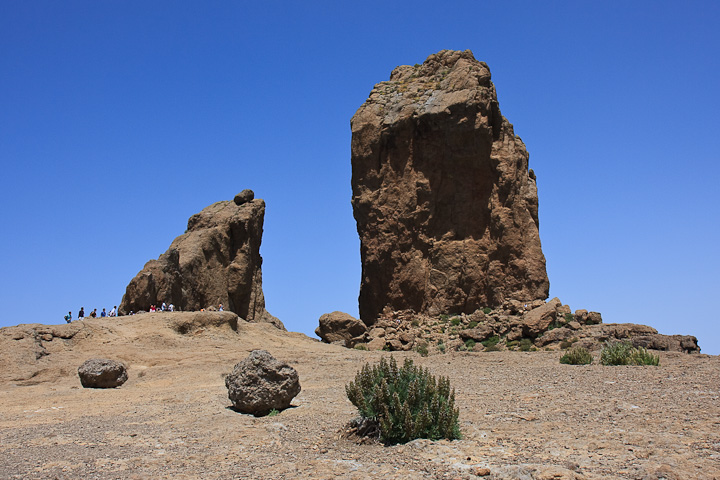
[119,191,283,328]
[351,50,549,325]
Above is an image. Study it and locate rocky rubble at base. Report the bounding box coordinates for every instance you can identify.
[321,298,700,354]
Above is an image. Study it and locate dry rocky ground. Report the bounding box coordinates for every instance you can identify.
[1,312,718,479]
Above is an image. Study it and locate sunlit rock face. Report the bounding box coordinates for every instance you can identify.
[351,50,549,325]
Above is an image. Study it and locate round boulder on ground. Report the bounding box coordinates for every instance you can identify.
[225,350,301,415]
[78,358,128,388]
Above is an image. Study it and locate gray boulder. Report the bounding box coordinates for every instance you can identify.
[78,358,128,388]
[225,350,301,415]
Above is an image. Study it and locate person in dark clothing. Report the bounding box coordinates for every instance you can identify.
[78,307,85,320]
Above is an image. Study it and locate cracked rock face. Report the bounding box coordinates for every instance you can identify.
[351,50,549,325]
[120,192,282,328]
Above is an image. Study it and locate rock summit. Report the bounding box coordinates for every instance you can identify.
[120,191,282,328]
[351,50,549,324]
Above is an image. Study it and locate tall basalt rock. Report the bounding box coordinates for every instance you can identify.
[351,50,549,325]
[120,190,283,329]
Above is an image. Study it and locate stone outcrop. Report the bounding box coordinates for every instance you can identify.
[225,350,301,415]
[351,50,549,325]
[315,311,367,347]
[120,191,283,329]
[357,299,699,354]
[77,358,128,388]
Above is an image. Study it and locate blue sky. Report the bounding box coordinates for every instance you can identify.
[1,1,718,354]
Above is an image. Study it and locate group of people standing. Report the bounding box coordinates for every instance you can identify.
[64,306,118,323]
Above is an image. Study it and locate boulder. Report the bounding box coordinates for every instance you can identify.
[315,311,367,347]
[522,297,561,338]
[119,191,284,329]
[78,358,128,388]
[631,334,700,353]
[351,49,549,325]
[459,325,494,342]
[225,350,301,415]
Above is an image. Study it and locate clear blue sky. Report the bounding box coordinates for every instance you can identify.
[1,1,718,354]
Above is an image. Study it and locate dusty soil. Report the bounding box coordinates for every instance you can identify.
[1,313,718,479]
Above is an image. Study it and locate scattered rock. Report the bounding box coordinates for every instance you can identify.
[315,311,367,347]
[351,49,549,325]
[77,358,128,388]
[119,192,284,329]
[225,350,301,415]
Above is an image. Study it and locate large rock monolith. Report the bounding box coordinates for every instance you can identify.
[351,50,549,325]
[119,191,283,329]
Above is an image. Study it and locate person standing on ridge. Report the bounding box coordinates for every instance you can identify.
[78,307,85,320]
[64,312,72,323]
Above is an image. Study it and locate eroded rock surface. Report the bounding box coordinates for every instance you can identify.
[119,191,283,329]
[351,50,549,325]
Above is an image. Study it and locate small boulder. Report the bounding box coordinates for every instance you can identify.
[315,311,367,348]
[78,358,128,388]
[233,189,255,205]
[459,325,494,342]
[225,350,301,415]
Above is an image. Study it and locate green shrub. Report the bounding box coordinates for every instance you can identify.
[438,343,446,353]
[464,339,476,350]
[519,338,533,352]
[564,313,574,323]
[450,317,461,326]
[559,340,573,350]
[467,321,478,329]
[600,340,634,365]
[506,340,519,348]
[482,307,492,315]
[354,344,368,350]
[600,341,660,366]
[415,342,429,357]
[629,346,660,366]
[411,319,420,327]
[560,346,593,365]
[439,314,450,323]
[484,344,500,352]
[481,335,499,348]
[267,409,279,417]
[345,357,461,444]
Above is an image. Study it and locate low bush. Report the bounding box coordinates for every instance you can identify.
[600,341,660,366]
[345,357,461,444]
[482,307,492,315]
[354,344,368,351]
[560,346,593,365]
[415,342,429,357]
[629,346,660,366]
[450,317,461,326]
[464,339,476,351]
[467,321,478,329]
[519,338,533,352]
[481,335,499,348]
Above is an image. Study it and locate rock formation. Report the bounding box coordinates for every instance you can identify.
[225,350,301,415]
[77,358,128,388]
[315,311,367,348]
[120,190,283,329]
[351,50,549,325]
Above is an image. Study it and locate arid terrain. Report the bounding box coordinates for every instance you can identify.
[1,312,718,479]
